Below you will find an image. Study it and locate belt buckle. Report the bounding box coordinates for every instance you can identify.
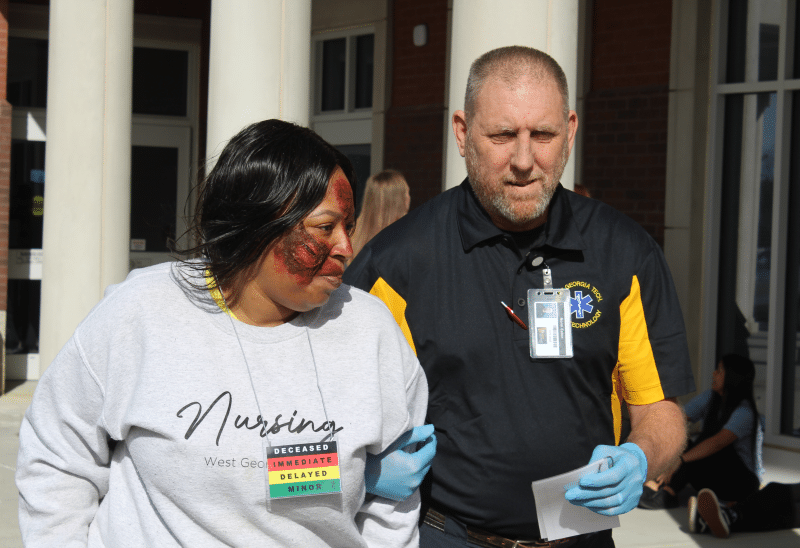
[422,507,446,533]
[465,530,555,548]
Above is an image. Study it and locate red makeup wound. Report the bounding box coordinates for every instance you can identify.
[274,228,330,285]
[331,173,355,219]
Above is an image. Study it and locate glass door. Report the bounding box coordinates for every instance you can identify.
[129,123,193,269]
[6,111,46,379]
[712,0,800,448]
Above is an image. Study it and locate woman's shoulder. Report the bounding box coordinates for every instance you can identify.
[323,284,396,318]
[103,261,178,295]
[80,262,199,331]
[732,399,758,418]
[725,401,757,433]
[313,284,403,337]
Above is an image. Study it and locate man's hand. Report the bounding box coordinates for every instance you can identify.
[364,424,437,501]
[564,442,647,516]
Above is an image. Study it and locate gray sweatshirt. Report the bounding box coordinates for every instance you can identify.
[17,262,428,547]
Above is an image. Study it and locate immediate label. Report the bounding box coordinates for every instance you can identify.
[266,441,342,499]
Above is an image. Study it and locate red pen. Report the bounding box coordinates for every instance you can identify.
[501,301,528,330]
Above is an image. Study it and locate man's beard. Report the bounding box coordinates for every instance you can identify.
[465,131,569,229]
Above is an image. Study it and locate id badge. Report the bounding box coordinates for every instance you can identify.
[528,287,573,359]
[264,438,342,501]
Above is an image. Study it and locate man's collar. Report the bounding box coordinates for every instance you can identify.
[456,180,505,251]
[456,179,588,252]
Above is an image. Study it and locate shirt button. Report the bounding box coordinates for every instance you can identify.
[517,298,526,307]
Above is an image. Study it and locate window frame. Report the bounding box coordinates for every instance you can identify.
[705,0,800,450]
[311,26,376,120]
[310,26,376,148]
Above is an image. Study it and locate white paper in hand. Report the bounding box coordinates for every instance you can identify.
[531,459,621,541]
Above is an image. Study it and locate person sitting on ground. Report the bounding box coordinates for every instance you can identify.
[639,354,761,509]
[350,169,410,259]
[689,483,800,538]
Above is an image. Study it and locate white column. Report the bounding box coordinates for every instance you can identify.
[444,0,579,190]
[39,0,133,374]
[665,0,704,388]
[206,0,311,164]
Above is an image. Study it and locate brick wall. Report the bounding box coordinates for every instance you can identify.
[0,0,11,314]
[383,0,448,209]
[0,0,9,392]
[582,0,672,246]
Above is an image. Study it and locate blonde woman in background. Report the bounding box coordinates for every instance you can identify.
[351,169,411,258]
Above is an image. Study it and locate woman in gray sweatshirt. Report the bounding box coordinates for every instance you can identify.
[16,119,429,547]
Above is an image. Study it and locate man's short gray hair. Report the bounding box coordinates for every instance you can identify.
[464,46,569,123]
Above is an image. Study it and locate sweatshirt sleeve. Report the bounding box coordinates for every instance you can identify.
[355,322,429,548]
[16,335,113,547]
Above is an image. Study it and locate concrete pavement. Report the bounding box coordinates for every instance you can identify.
[1,380,34,548]
[2,380,799,547]
[613,445,800,547]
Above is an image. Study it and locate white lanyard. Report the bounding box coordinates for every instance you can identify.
[218,283,343,504]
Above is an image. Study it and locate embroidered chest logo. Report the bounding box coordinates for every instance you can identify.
[565,281,603,328]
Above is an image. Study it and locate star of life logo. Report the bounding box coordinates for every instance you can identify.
[566,281,603,328]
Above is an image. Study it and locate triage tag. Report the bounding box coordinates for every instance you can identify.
[265,440,342,499]
[528,268,573,358]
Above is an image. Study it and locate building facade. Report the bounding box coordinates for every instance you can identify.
[1,0,798,454]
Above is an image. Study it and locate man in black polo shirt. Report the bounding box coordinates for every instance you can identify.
[345,46,695,548]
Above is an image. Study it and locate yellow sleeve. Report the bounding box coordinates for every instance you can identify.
[368,277,417,355]
[611,274,666,443]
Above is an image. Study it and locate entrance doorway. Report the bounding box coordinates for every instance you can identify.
[5,120,193,380]
[130,123,193,269]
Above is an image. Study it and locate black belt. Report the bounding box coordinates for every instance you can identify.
[422,507,581,548]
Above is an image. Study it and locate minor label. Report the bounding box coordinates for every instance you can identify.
[266,441,342,499]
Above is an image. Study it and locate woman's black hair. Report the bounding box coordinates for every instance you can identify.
[699,354,759,460]
[177,119,356,304]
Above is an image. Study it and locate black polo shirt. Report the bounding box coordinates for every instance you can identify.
[344,180,694,538]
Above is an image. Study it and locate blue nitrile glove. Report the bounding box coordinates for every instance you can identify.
[364,424,437,501]
[564,442,648,516]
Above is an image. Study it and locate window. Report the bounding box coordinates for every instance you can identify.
[316,32,374,114]
[133,47,189,116]
[7,38,191,117]
[7,37,48,108]
[354,34,375,110]
[312,28,376,210]
[130,145,179,253]
[713,0,800,444]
